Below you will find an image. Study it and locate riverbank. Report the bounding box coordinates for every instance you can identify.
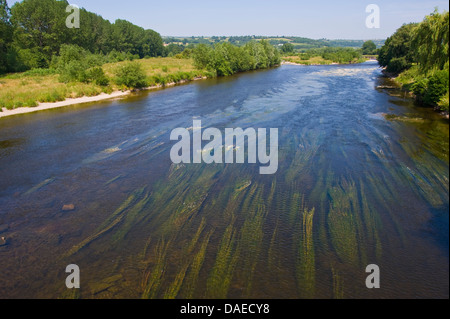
[0,76,208,119]
[381,69,450,119]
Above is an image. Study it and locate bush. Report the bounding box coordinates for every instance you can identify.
[424,70,449,106]
[438,92,449,112]
[115,61,148,89]
[83,67,109,86]
[412,78,428,96]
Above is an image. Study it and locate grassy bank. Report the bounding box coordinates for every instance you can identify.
[0,57,211,112]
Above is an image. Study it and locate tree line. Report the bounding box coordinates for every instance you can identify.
[378,10,449,111]
[193,41,281,76]
[0,0,165,74]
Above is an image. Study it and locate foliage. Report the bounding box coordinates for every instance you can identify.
[438,92,449,112]
[52,44,105,83]
[0,57,209,110]
[286,47,363,65]
[362,40,377,55]
[193,41,280,76]
[412,9,449,73]
[379,10,449,111]
[386,57,409,74]
[423,69,449,106]
[378,23,417,74]
[84,67,109,86]
[2,0,165,73]
[114,61,148,89]
[0,0,12,74]
[280,43,295,55]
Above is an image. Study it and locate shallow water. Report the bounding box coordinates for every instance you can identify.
[0,61,448,299]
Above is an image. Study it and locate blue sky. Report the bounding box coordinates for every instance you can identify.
[8,0,450,39]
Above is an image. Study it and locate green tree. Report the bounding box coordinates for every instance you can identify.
[412,10,449,73]
[378,23,417,74]
[193,44,213,70]
[281,43,295,55]
[11,0,69,68]
[0,0,12,73]
[362,40,377,55]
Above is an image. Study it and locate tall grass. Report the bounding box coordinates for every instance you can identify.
[0,58,210,111]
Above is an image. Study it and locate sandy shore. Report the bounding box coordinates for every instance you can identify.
[0,77,207,119]
[0,91,130,119]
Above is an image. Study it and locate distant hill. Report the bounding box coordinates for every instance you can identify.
[163,36,385,51]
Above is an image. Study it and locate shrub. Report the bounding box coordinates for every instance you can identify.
[424,70,449,106]
[84,67,110,86]
[438,92,449,112]
[115,61,148,89]
[58,60,87,83]
[412,78,429,96]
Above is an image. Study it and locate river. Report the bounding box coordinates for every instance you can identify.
[0,61,448,298]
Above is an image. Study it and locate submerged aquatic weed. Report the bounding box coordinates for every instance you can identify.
[206,224,240,299]
[64,188,146,257]
[142,238,172,299]
[327,180,360,266]
[181,230,214,299]
[297,207,316,299]
[238,203,266,297]
[332,266,344,299]
[23,178,55,195]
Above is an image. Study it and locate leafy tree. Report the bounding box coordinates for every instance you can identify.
[115,61,148,89]
[193,44,213,69]
[281,43,295,55]
[165,44,184,57]
[6,0,165,72]
[11,0,69,68]
[412,10,449,73]
[362,40,377,55]
[0,0,12,73]
[193,41,280,76]
[380,10,449,110]
[378,23,417,74]
[142,29,165,58]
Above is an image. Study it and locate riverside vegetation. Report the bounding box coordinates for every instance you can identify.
[1,0,378,112]
[378,10,449,113]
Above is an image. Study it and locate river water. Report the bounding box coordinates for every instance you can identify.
[0,61,448,299]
